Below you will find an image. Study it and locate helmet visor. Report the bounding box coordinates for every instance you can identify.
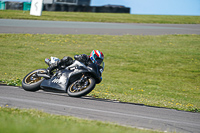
[100,61,105,70]
[96,58,103,65]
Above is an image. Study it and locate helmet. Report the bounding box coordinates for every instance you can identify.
[89,50,104,65]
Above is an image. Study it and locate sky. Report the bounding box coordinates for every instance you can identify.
[91,0,200,16]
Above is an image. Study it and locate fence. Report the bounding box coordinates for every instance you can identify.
[1,2,130,13]
[43,4,130,13]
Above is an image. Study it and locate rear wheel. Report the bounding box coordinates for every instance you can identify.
[22,69,47,92]
[67,76,96,97]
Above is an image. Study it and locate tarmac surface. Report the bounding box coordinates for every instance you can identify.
[0,85,200,133]
[0,19,200,35]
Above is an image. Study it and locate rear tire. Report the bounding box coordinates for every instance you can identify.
[22,69,47,92]
[67,76,96,97]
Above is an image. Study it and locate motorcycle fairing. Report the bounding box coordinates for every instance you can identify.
[87,63,102,84]
[40,69,69,91]
[40,68,89,91]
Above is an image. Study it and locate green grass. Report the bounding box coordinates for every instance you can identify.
[0,10,200,24]
[0,107,161,133]
[0,34,199,112]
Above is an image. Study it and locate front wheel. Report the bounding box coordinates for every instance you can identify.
[22,69,47,92]
[67,76,96,97]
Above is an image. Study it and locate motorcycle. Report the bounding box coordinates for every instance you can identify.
[22,57,104,97]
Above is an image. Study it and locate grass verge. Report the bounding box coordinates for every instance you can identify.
[0,107,161,133]
[0,34,199,112]
[0,10,200,24]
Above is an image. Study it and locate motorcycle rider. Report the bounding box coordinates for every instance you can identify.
[47,50,104,74]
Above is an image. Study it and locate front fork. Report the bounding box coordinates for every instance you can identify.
[78,75,88,84]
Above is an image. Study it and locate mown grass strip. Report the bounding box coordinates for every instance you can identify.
[0,107,161,133]
[0,34,199,112]
[0,10,200,24]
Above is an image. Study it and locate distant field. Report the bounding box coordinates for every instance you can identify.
[0,34,199,112]
[0,10,200,24]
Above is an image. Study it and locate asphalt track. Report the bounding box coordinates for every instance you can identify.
[0,86,200,133]
[0,19,200,35]
[1,19,200,132]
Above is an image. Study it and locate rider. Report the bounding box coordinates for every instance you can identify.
[47,50,104,74]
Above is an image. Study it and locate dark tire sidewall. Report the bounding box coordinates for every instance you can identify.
[67,77,96,97]
[22,69,47,92]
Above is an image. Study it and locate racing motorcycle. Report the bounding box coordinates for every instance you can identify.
[22,57,104,97]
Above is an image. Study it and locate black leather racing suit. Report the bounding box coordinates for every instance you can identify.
[47,54,103,82]
[47,54,90,73]
[74,54,91,66]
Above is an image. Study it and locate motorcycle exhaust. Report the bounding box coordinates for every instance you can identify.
[37,74,50,79]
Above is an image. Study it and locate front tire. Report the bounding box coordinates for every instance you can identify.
[67,76,96,97]
[22,69,47,92]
